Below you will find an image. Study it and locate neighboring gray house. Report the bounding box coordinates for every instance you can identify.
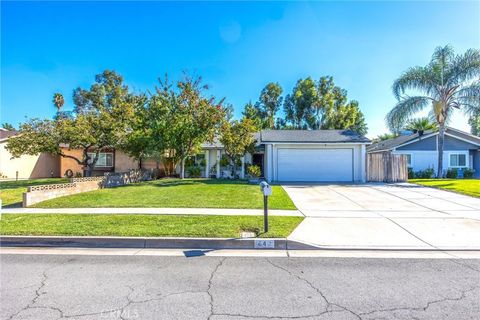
[367,127,480,178]
[201,130,371,183]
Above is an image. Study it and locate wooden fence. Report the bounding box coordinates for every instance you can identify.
[367,152,408,183]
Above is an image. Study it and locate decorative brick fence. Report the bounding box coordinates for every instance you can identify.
[22,170,154,207]
[23,179,104,207]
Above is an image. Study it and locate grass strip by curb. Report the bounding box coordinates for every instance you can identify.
[0,214,303,238]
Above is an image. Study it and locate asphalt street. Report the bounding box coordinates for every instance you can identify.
[1,253,479,320]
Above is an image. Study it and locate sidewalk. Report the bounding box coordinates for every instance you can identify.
[1,207,303,217]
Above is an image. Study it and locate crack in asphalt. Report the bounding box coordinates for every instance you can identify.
[5,259,77,320]
[210,309,350,320]
[207,257,227,320]
[5,257,210,320]
[5,256,479,320]
[359,286,480,319]
[60,286,208,320]
[265,258,362,320]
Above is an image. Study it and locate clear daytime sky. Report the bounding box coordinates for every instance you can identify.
[1,1,479,137]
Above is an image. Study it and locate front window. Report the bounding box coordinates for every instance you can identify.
[449,154,466,167]
[405,154,412,167]
[87,152,114,167]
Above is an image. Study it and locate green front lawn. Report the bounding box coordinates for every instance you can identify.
[0,178,68,207]
[33,179,296,210]
[0,214,303,238]
[409,179,480,198]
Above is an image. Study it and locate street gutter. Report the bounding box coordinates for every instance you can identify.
[0,235,317,250]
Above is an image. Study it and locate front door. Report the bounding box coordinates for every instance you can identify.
[252,153,264,177]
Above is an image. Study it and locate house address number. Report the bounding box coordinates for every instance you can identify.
[254,239,275,249]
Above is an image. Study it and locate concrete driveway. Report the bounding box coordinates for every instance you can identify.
[284,183,480,250]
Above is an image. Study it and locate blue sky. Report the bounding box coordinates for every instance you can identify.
[2,1,479,137]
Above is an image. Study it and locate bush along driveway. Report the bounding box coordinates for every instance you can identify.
[31,179,297,210]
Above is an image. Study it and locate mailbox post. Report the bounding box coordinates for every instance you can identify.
[259,181,272,233]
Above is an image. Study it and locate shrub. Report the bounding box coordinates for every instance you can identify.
[408,168,415,179]
[247,165,261,178]
[186,166,201,178]
[463,168,475,179]
[446,168,458,179]
[220,155,230,168]
[415,168,434,179]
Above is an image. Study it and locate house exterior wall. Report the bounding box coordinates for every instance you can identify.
[114,151,139,172]
[392,150,473,172]
[396,134,479,151]
[59,149,84,177]
[0,141,60,179]
[473,150,480,178]
[264,143,365,183]
[393,134,479,174]
[397,135,437,151]
[444,135,479,150]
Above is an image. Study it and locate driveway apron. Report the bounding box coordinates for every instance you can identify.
[283,183,480,250]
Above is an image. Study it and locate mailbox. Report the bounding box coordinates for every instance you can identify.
[259,181,271,233]
[259,181,272,196]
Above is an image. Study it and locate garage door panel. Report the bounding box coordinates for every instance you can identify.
[277,148,353,182]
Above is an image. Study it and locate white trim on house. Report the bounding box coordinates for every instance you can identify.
[263,143,364,183]
[444,132,480,147]
[390,131,480,152]
[447,127,480,143]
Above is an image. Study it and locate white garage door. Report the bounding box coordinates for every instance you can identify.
[277,148,353,182]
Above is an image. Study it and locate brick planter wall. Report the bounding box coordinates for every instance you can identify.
[23,180,103,207]
[22,170,154,207]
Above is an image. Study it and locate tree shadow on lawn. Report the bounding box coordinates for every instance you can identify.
[1,202,22,209]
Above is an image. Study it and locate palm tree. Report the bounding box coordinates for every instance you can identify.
[405,117,437,133]
[387,45,480,178]
[53,93,64,111]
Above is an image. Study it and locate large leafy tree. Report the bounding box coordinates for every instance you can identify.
[119,94,150,168]
[282,76,367,134]
[219,118,257,178]
[283,77,317,129]
[255,82,283,129]
[152,74,226,179]
[7,70,141,176]
[241,101,263,130]
[386,45,480,177]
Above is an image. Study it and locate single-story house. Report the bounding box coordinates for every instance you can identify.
[0,129,60,179]
[192,130,370,183]
[5,129,371,183]
[367,127,480,178]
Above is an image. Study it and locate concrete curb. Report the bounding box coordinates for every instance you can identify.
[1,236,318,250]
[2,236,478,251]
